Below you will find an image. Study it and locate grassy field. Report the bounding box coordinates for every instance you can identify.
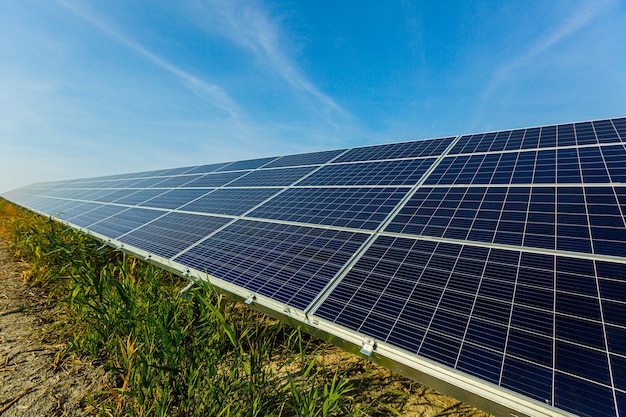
[0,199,484,417]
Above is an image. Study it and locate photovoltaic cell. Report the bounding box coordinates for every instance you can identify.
[88,208,164,239]
[385,185,626,256]
[298,158,436,186]
[248,187,409,230]
[183,162,232,174]
[263,149,346,168]
[127,177,172,189]
[23,198,73,214]
[216,156,277,171]
[110,189,167,206]
[178,188,282,216]
[333,137,455,163]
[183,171,249,187]
[54,202,103,220]
[312,234,624,416]
[67,204,128,228]
[157,166,198,176]
[118,212,232,259]
[448,117,626,155]
[92,189,137,203]
[174,220,369,310]
[226,166,316,187]
[147,174,204,188]
[425,144,626,186]
[138,188,213,210]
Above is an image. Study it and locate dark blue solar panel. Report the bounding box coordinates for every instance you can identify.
[174,220,369,310]
[611,117,626,141]
[333,137,454,163]
[386,185,626,256]
[127,177,171,188]
[554,372,616,417]
[299,158,436,186]
[263,149,346,168]
[43,189,84,199]
[226,166,316,187]
[178,188,281,216]
[426,145,626,186]
[67,189,109,201]
[247,187,409,230]
[313,235,624,416]
[66,204,128,228]
[110,189,167,206]
[183,162,232,174]
[183,171,249,187]
[87,208,164,239]
[147,174,204,188]
[157,166,197,176]
[449,119,625,156]
[138,188,213,210]
[31,199,86,216]
[91,189,137,203]
[107,178,145,188]
[593,119,623,143]
[31,196,69,210]
[216,156,277,171]
[52,202,102,220]
[118,212,232,259]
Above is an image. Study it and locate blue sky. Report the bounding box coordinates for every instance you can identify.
[1,0,626,192]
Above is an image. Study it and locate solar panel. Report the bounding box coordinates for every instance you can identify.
[263,149,346,168]
[146,174,204,188]
[226,166,316,187]
[216,156,277,171]
[88,207,165,239]
[178,188,282,216]
[247,187,409,230]
[4,116,626,417]
[118,212,232,259]
[183,162,232,174]
[137,188,212,210]
[173,220,369,310]
[67,204,128,228]
[332,136,455,163]
[298,158,437,186]
[184,171,250,187]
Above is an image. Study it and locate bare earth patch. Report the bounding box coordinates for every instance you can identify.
[0,238,105,417]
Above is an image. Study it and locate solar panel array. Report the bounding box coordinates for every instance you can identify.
[4,118,626,417]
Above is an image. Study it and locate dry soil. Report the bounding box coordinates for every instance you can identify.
[0,238,105,416]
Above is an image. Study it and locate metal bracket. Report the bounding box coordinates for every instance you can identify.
[180,280,196,294]
[360,338,376,357]
[245,293,256,305]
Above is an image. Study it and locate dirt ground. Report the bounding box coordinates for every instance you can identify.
[0,238,105,416]
[0,234,484,417]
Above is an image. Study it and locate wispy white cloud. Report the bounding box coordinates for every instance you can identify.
[189,0,347,117]
[59,0,239,119]
[481,0,616,99]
